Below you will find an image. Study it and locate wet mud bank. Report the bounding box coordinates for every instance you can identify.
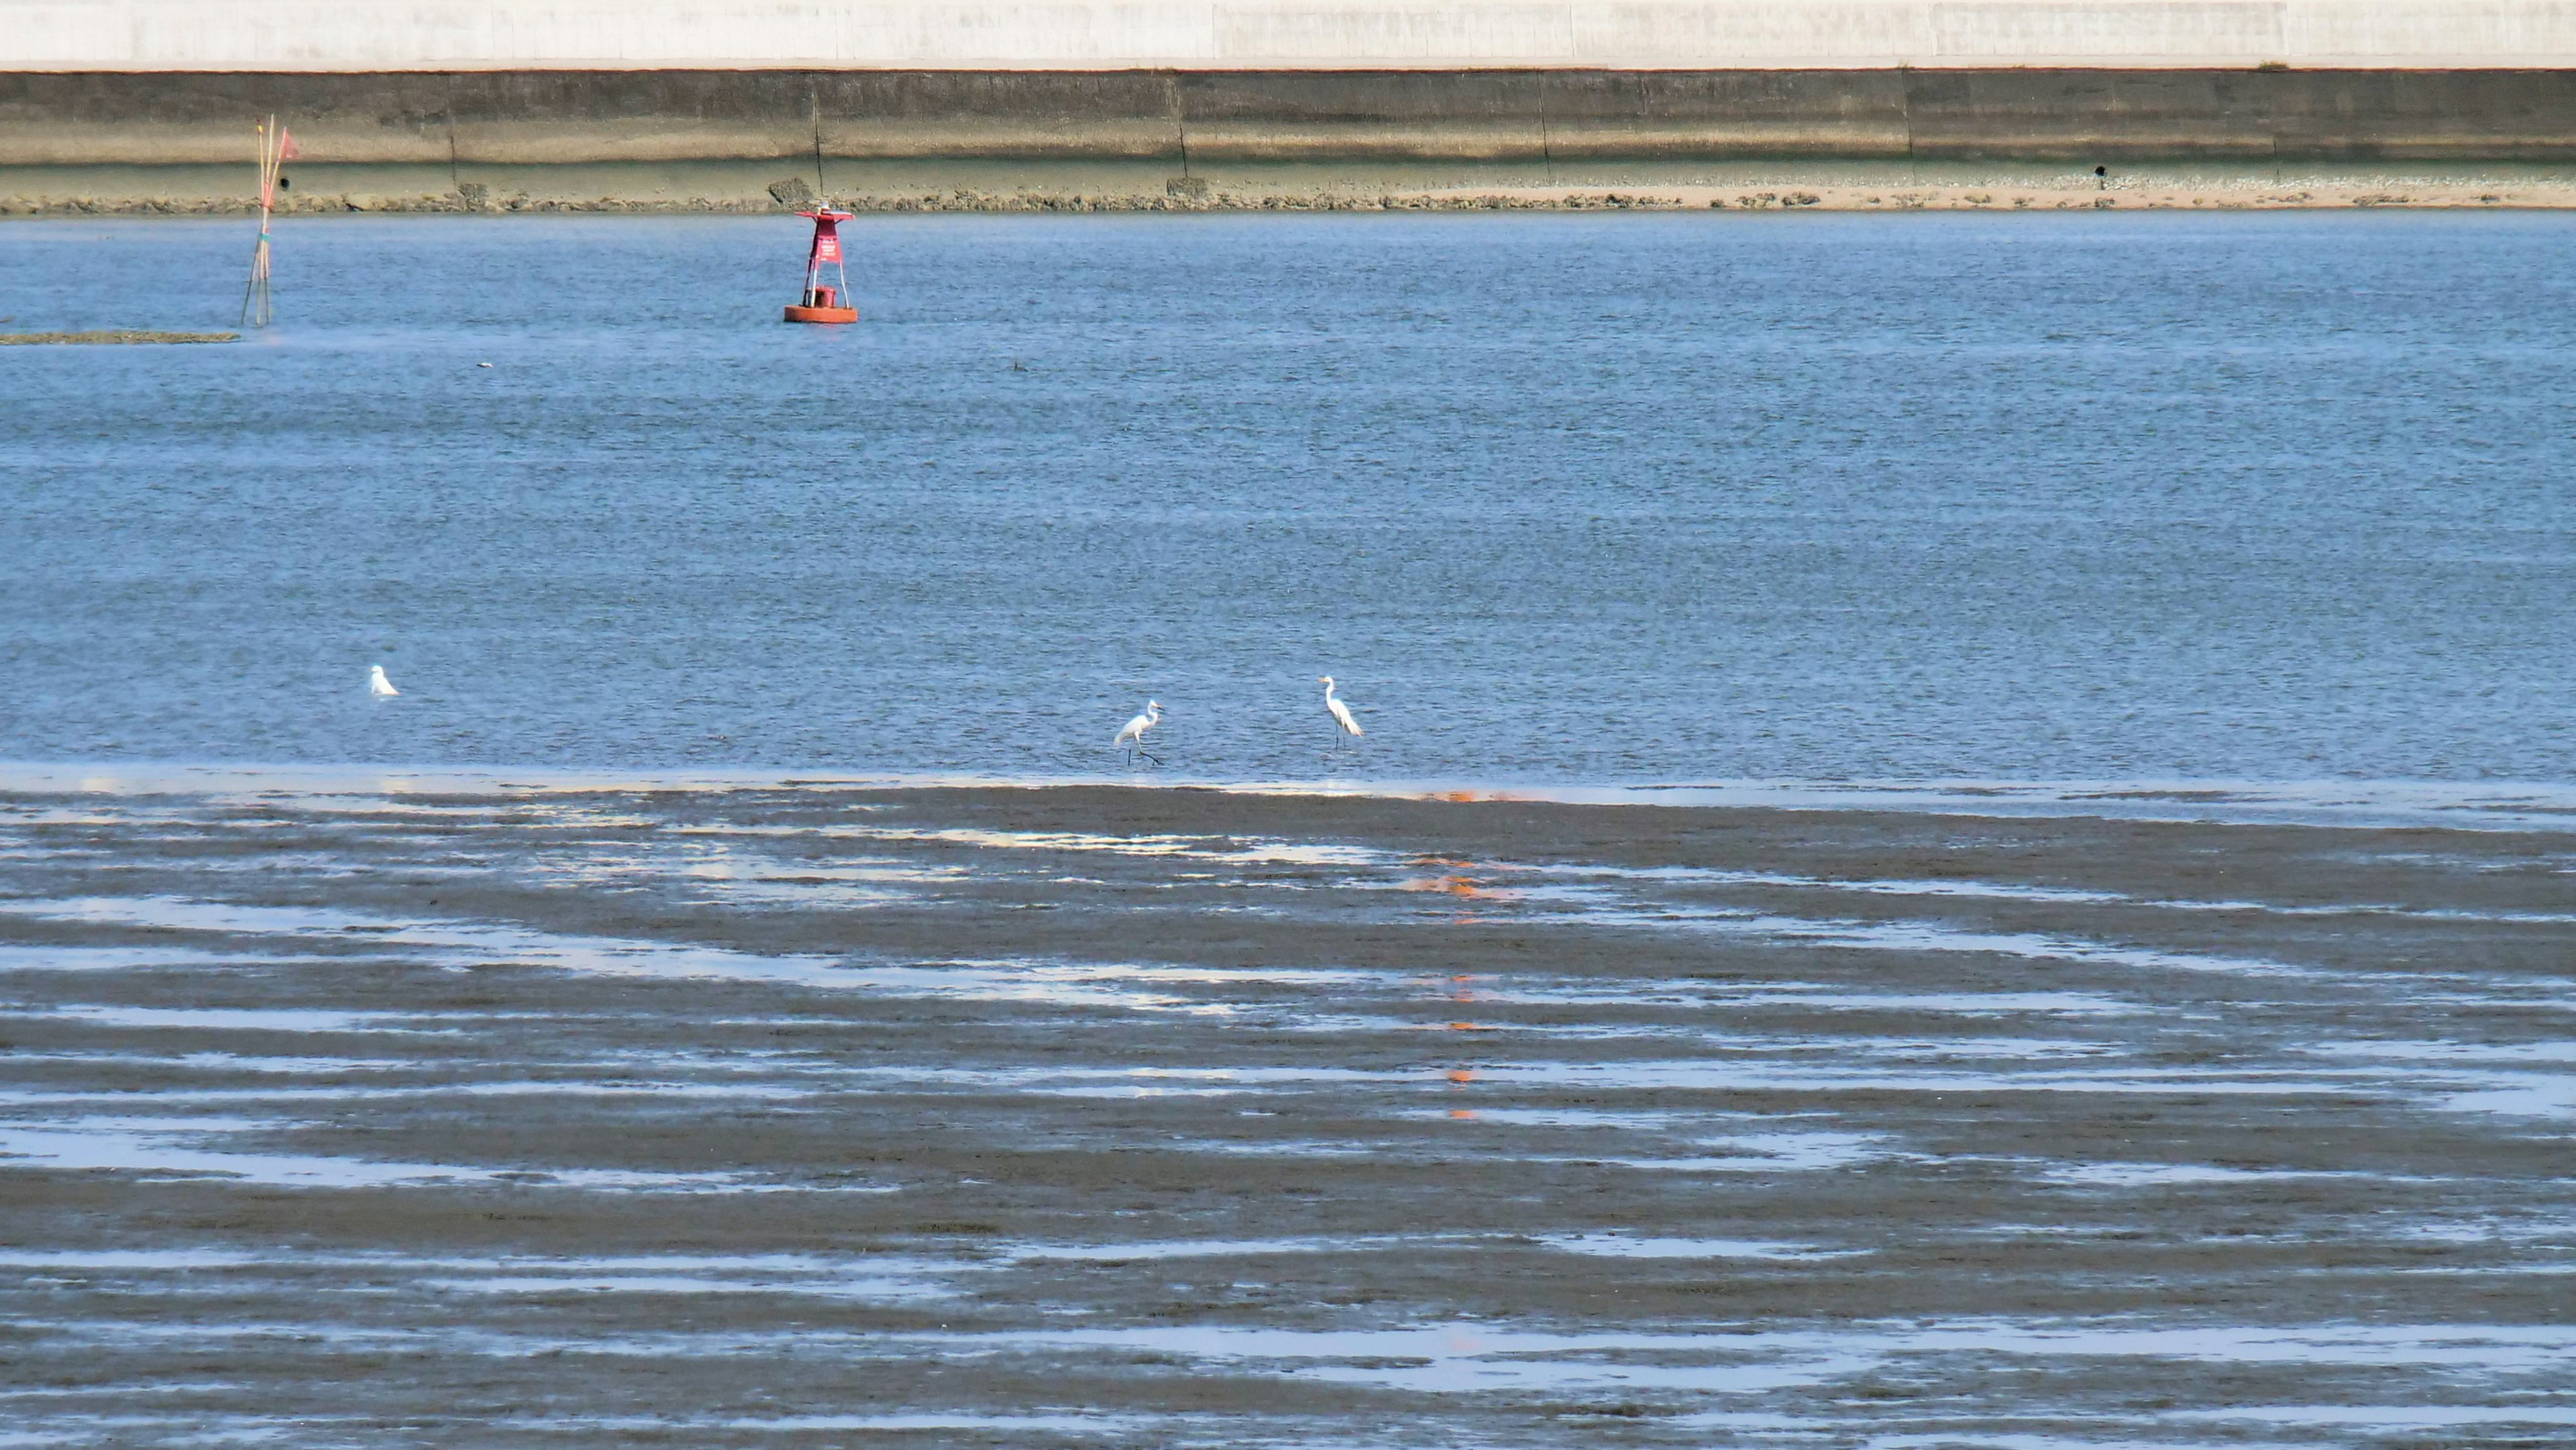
[1,779,2570,1444]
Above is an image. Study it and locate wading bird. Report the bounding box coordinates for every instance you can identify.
[1320,676,1363,743]
[368,665,400,698]
[1114,699,1163,765]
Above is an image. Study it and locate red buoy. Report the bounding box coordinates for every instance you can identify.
[784,207,859,324]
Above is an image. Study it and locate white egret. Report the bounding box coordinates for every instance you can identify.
[1320,676,1363,739]
[1114,699,1164,765]
[368,664,400,698]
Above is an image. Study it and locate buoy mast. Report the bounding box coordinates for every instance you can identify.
[784,207,859,323]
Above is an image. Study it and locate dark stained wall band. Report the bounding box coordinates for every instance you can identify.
[6,68,2576,166]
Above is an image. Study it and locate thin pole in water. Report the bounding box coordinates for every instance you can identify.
[239,116,288,328]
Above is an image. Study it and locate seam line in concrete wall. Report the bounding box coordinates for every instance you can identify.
[1902,64,1919,180]
[809,83,826,197]
[1538,69,1556,181]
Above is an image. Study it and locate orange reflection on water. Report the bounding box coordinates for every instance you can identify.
[1413,973,1488,1033]
[1411,972,1485,992]
[1399,857,1526,904]
[1401,856,1527,923]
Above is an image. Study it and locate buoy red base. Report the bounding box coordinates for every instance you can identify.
[784,270,857,325]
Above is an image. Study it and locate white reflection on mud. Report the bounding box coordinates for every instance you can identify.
[1006,1237,1394,1261]
[1538,1235,1859,1259]
[0,1082,808,1107]
[0,1117,880,1194]
[0,896,855,987]
[908,1316,2576,1394]
[1527,860,2576,924]
[792,825,1397,871]
[6,1005,435,1034]
[823,960,1373,1016]
[0,946,279,974]
[2045,1163,2369,1188]
[0,898,1366,1020]
[421,1272,934,1299]
[3,1248,950,1302]
[502,1412,1147,1435]
[1606,1130,1891,1173]
[2175,1405,2576,1427]
[1460,1058,2386,1098]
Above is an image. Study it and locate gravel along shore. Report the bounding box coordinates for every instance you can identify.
[11,164,2576,216]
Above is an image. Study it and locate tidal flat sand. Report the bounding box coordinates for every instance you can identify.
[1,778,2571,1445]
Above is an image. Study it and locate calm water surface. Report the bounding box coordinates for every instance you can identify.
[3,211,2570,785]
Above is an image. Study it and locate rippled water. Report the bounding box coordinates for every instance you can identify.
[4,211,2572,785]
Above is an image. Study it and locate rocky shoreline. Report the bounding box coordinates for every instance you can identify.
[3,178,2562,215]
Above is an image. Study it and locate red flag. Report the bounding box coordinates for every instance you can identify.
[278,129,300,162]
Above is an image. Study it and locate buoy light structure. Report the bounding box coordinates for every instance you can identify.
[784,207,859,323]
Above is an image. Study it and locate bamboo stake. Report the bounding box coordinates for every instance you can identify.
[239,116,279,328]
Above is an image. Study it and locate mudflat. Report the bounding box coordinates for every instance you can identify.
[1,779,2570,1445]
[0,329,238,344]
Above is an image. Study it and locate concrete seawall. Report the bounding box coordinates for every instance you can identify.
[14,68,2576,166]
[11,68,2576,212]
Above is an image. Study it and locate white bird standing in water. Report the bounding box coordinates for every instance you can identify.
[1320,676,1363,740]
[368,664,400,698]
[1114,699,1163,764]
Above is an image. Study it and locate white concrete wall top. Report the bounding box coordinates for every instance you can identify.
[6,0,2575,70]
